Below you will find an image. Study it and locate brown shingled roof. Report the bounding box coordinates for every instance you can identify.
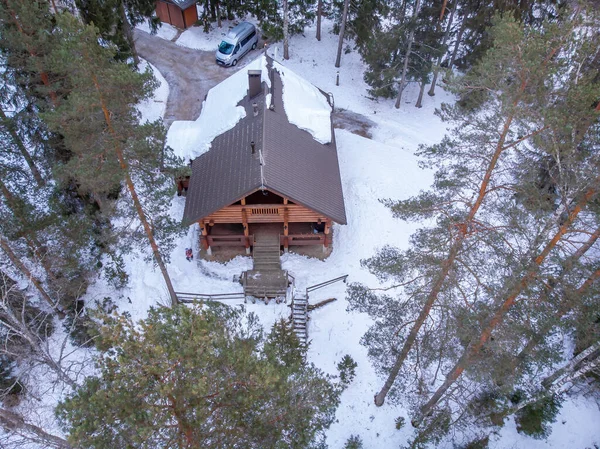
[182,56,347,226]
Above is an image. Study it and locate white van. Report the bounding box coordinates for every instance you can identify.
[216,22,259,67]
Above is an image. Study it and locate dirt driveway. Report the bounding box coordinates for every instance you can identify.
[134,29,249,127]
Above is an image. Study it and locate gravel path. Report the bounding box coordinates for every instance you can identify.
[134,29,231,127]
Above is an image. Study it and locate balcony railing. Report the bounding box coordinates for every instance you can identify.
[280,233,325,246]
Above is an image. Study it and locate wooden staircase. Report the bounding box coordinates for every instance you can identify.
[291,294,308,346]
[243,233,288,300]
[252,233,281,271]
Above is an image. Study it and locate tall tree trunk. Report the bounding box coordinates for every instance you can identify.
[316,0,322,41]
[210,0,216,20]
[335,0,350,68]
[448,14,467,70]
[413,183,599,425]
[0,407,72,449]
[120,0,139,66]
[216,1,221,27]
[88,72,178,307]
[415,79,426,107]
[374,71,536,406]
[428,5,456,97]
[0,235,60,313]
[394,0,422,109]
[439,0,448,20]
[0,108,45,187]
[283,0,290,60]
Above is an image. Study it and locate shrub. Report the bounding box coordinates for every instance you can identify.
[337,354,358,386]
[395,416,406,430]
[344,434,363,449]
[461,436,489,449]
[515,395,561,439]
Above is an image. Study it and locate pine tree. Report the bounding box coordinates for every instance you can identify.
[57,304,340,449]
[76,0,159,65]
[449,0,565,70]
[358,0,443,105]
[411,12,600,424]
[253,0,316,47]
[348,10,600,411]
[42,14,182,306]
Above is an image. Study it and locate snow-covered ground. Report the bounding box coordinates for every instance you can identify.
[99,18,600,449]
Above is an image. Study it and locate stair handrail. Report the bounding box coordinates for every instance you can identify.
[286,282,295,305]
[305,274,348,298]
[176,291,246,303]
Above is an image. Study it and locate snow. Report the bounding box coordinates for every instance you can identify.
[177,17,260,51]
[16,17,599,449]
[166,56,270,161]
[135,20,179,41]
[493,395,600,449]
[274,60,333,144]
[136,59,169,123]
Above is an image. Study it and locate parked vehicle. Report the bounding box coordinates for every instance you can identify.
[216,22,259,67]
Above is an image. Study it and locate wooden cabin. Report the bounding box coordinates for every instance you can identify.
[182,56,347,255]
[155,0,198,29]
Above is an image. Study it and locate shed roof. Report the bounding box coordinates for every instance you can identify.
[166,0,197,10]
[182,56,347,226]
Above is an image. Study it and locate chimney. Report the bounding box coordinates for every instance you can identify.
[248,70,262,98]
[252,102,258,117]
[250,141,255,154]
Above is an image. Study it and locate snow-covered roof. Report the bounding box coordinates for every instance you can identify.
[182,54,346,225]
[165,0,197,10]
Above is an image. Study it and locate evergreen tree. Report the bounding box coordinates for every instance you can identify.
[448,0,565,70]
[253,0,316,45]
[57,304,340,449]
[331,0,387,49]
[76,0,159,65]
[42,14,182,306]
[411,12,600,424]
[348,9,600,415]
[0,0,123,306]
[357,0,443,105]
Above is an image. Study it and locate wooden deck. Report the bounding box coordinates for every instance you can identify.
[243,226,288,299]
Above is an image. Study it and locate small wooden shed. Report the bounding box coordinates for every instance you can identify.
[155,0,197,29]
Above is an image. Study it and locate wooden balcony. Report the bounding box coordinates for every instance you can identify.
[201,203,324,224]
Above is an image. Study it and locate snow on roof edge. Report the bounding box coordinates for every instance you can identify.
[272,60,332,145]
[166,55,271,162]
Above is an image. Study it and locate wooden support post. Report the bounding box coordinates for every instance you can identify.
[242,208,250,254]
[323,220,331,252]
[283,207,289,253]
[241,196,246,205]
[283,197,288,205]
[200,221,211,255]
